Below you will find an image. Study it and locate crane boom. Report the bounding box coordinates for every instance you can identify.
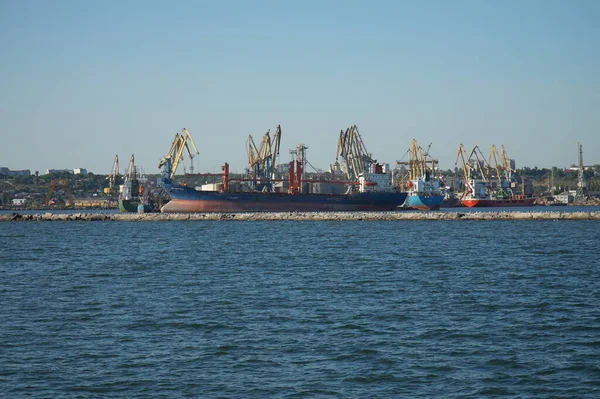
[271,125,282,179]
[126,154,135,178]
[158,128,200,181]
[335,125,375,181]
[488,145,502,186]
[245,125,283,191]
[455,143,474,198]
[468,145,488,182]
[104,154,120,196]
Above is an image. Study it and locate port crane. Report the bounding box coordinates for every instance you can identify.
[158,128,200,181]
[487,145,502,187]
[126,154,135,179]
[455,144,488,198]
[246,125,282,191]
[470,146,489,181]
[104,154,120,197]
[396,139,438,186]
[455,143,472,197]
[488,145,517,199]
[575,142,589,201]
[102,154,120,207]
[488,145,509,198]
[335,125,375,182]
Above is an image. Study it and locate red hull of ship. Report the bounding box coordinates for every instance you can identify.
[461,198,536,208]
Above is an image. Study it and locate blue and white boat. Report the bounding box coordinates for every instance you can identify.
[398,139,444,210]
[405,176,444,210]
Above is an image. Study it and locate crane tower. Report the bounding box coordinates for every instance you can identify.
[575,142,588,201]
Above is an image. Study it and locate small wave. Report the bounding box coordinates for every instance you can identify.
[343,373,401,383]
[334,323,365,330]
[215,344,237,355]
[532,249,574,255]
[415,328,451,339]
[475,386,517,396]
[281,388,341,398]
[485,358,524,369]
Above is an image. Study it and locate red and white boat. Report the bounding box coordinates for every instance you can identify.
[456,144,535,208]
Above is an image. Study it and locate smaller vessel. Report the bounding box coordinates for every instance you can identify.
[456,144,535,208]
[118,154,152,213]
[397,139,444,210]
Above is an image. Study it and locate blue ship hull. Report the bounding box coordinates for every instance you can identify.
[406,194,444,210]
[160,183,408,213]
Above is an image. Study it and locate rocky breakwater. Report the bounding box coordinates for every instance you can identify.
[2,211,600,222]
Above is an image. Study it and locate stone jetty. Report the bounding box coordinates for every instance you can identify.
[2,211,600,222]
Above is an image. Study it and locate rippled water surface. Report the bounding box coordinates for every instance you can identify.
[1,220,599,398]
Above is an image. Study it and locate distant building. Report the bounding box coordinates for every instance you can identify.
[45,168,88,175]
[46,169,73,175]
[0,167,31,177]
[11,198,27,206]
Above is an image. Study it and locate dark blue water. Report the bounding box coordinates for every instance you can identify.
[1,220,599,398]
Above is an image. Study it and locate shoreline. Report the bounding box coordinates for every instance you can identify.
[2,211,600,222]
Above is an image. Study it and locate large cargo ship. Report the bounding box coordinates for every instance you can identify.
[159,160,407,213]
[157,127,407,213]
[160,181,408,213]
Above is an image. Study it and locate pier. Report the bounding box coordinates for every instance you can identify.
[2,211,600,222]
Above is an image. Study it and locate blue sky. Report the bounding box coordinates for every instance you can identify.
[1,0,598,175]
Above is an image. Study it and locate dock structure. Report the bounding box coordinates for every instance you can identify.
[2,211,600,222]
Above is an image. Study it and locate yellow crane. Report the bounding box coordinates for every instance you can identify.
[396,139,437,188]
[335,125,374,181]
[409,139,436,180]
[500,145,515,178]
[246,125,282,190]
[247,135,260,178]
[158,128,200,181]
[455,144,488,198]
[468,145,488,182]
[246,132,272,180]
[488,144,519,199]
[104,154,120,196]
[125,154,136,179]
[455,144,469,178]
[488,145,503,188]
[455,143,470,197]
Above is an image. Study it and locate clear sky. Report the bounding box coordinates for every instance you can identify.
[1,0,598,175]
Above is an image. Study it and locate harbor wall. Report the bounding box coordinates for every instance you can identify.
[2,211,600,222]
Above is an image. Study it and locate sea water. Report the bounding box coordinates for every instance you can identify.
[1,219,599,398]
